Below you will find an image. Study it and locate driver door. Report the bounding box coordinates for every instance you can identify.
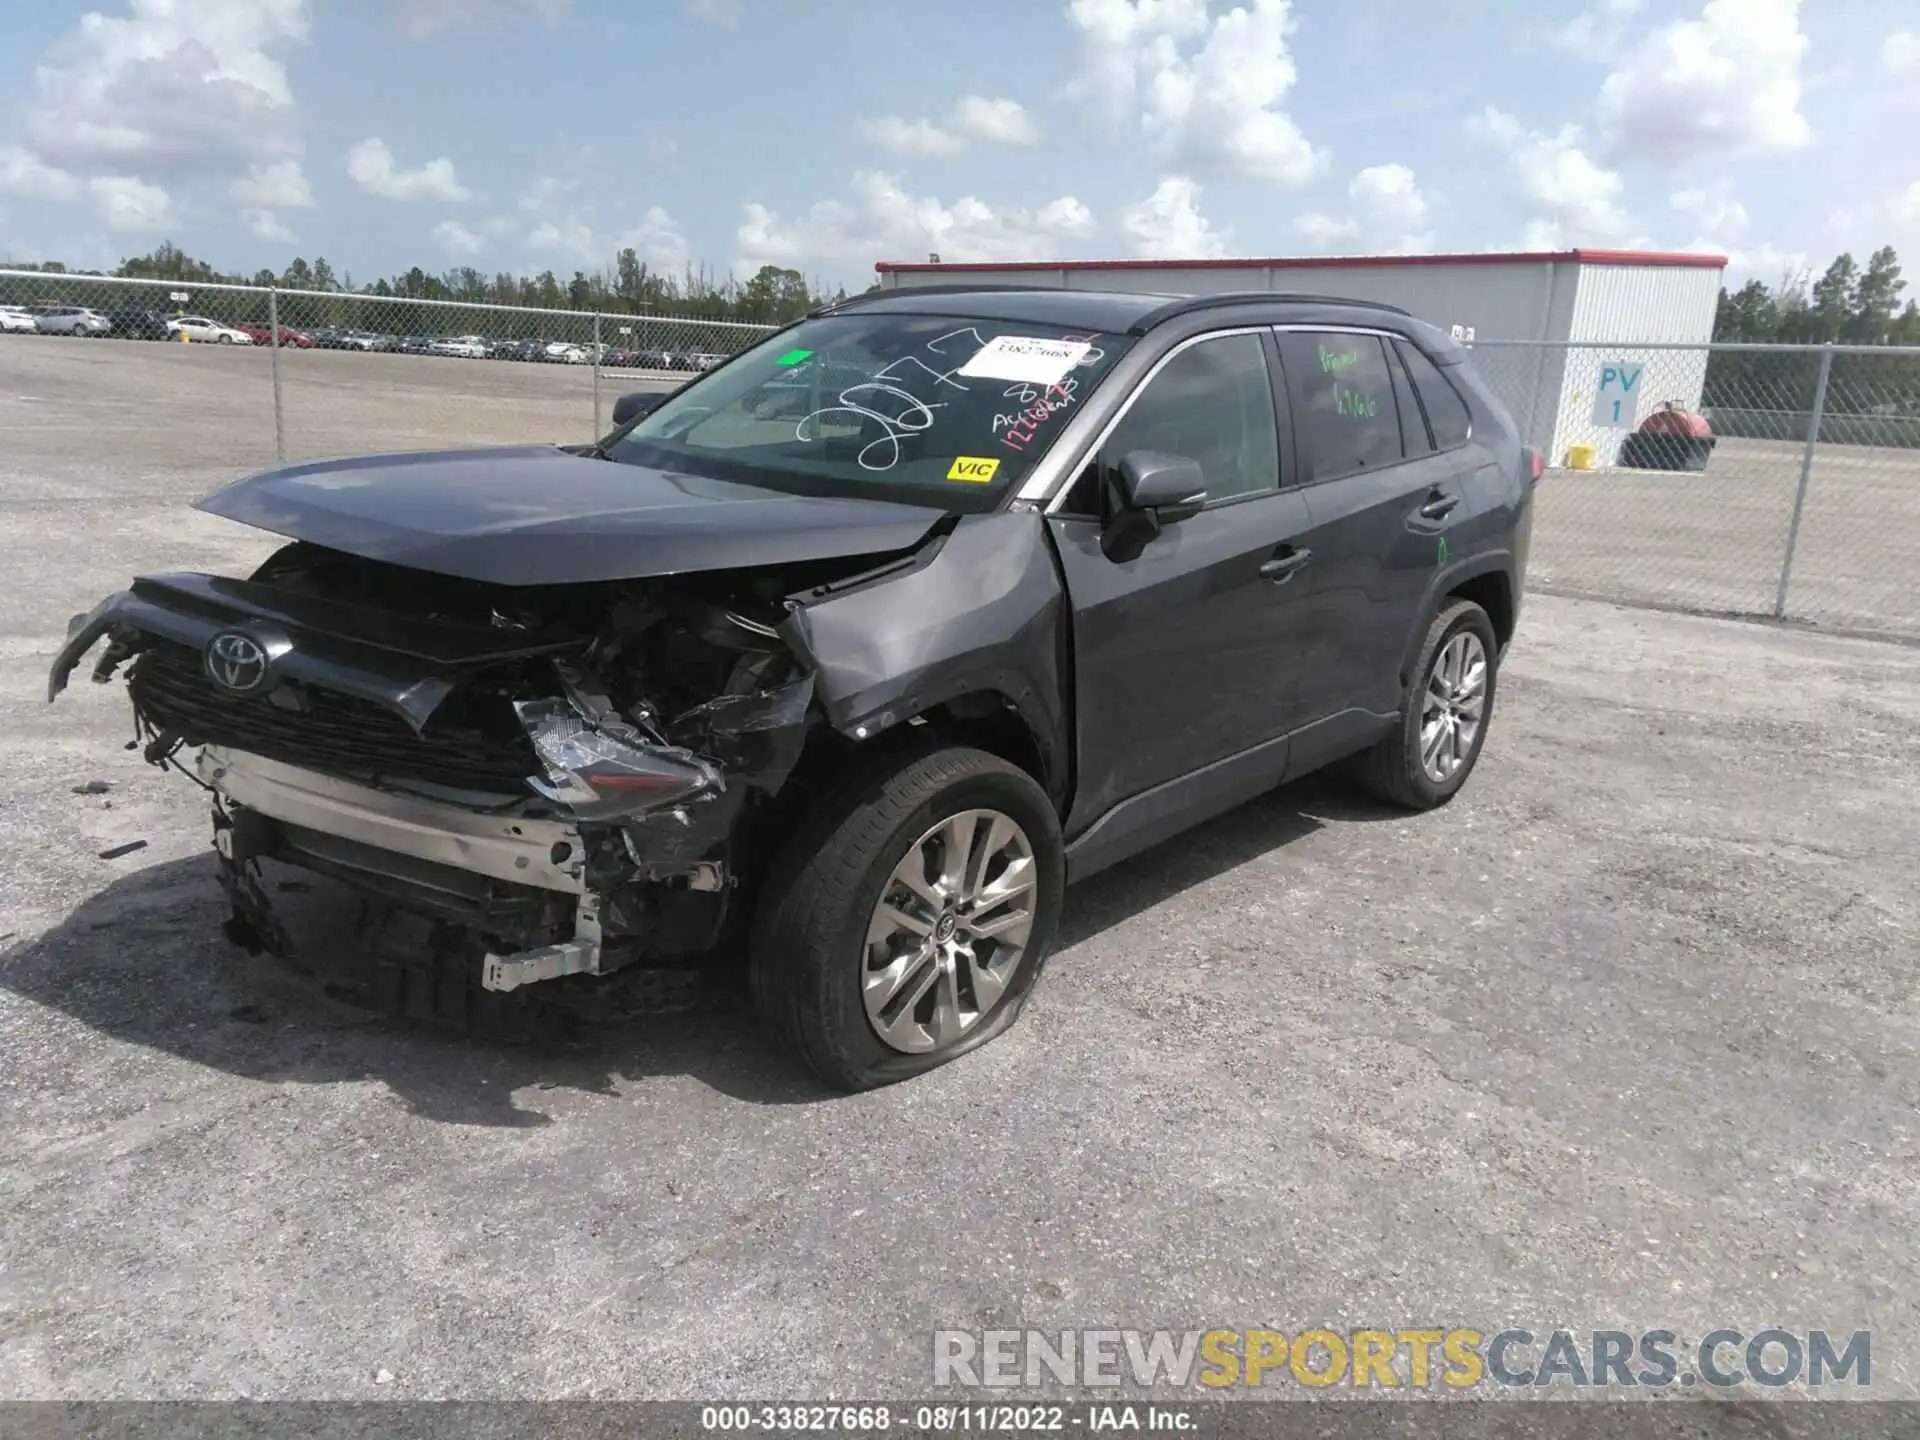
[1047,329,1315,837]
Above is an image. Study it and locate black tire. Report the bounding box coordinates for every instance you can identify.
[218,333,233,344]
[1348,598,1499,811]
[750,744,1065,1091]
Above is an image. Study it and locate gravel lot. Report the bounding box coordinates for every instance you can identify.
[3,335,1919,1402]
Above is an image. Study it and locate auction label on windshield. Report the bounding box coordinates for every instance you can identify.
[959,335,1092,386]
[947,456,1001,482]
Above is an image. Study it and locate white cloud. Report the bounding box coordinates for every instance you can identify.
[400,0,572,38]
[860,117,967,161]
[1893,182,1920,235]
[90,175,175,233]
[0,145,80,201]
[1067,0,1321,186]
[1595,0,1812,164]
[861,96,1042,159]
[1119,176,1229,259]
[1292,163,1433,254]
[346,137,470,203]
[527,218,595,259]
[687,0,743,27]
[243,208,295,243]
[950,96,1042,148]
[233,158,312,209]
[737,171,1095,273]
[21,0,309,182]
[1470,107,1630,247]
[1293,212,1358,249]
[1884,31,1920,75]
[1348,164,1433,252]
[1669,183,1749,238]
[1547,0,1644,58]
[434,219,485,257]
[616,205,690,271]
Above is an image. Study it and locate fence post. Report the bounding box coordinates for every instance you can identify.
[592,312,603,437]
[1773,345,1832,619]
[267,286,286,464]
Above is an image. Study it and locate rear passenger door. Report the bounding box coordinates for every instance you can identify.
[1276,329,1463,729]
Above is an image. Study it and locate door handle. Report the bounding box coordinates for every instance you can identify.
[1258,546,1312,582]
[1418,492,1460,520]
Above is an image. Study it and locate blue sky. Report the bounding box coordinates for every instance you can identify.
[0,0,1915,293]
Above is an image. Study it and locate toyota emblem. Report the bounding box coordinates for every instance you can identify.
[204,630,271,695]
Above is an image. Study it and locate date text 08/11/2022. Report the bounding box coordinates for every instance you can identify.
[699,1403,1197,1433]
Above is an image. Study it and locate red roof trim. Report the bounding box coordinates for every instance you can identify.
[874,248,1728,274]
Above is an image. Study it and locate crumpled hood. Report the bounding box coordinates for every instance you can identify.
[195,444,947,586]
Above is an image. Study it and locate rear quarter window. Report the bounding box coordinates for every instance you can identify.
[1395,340,1474,451]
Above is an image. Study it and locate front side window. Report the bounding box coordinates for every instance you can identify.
[1102,332,1281,503]
[607,313,1131,512]
[1279,332,1406,481]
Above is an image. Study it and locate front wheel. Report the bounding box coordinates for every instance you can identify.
[1348,598,1499,810]
[750,745,1064,1091]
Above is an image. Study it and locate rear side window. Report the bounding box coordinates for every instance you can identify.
[1277,332,1404,481]
[1395,340,1473,450]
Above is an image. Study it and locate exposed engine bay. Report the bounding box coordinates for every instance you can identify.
[48,539,891,1002]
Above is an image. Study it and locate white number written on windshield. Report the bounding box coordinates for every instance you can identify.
[791,330,1106,472]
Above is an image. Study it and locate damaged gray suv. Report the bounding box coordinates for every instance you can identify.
[49,286,1537,1090]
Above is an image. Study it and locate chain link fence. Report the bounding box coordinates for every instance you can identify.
[3,268,1917,638]
[0,268,776,474]
[1466,339,1919,638]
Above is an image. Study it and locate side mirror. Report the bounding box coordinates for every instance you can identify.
[1101,450,1207,562]
[612,391,666,427]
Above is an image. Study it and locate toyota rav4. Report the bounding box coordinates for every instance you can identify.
[49,287,1536,1090]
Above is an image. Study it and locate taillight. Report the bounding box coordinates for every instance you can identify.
[1524,446,1544,483]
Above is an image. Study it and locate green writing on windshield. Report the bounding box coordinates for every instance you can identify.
[1319,344,1359,373]
[775,348,814,366]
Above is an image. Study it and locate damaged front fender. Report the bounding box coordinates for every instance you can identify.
[780,512,1068,798]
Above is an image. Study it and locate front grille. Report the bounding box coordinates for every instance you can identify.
[129,640,537,793]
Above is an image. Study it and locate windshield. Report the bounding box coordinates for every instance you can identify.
[606,312,1132,511]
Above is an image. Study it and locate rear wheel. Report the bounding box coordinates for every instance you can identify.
[1348,598,1498,810]
[750,745,1064,1091]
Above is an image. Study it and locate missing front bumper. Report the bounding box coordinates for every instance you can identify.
[199,746,607,991]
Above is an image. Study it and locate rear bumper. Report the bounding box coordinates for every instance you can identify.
[199,746,585,894]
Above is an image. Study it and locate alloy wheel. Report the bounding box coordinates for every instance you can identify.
[862,808,1037,1054]
[1419,630,1488,784]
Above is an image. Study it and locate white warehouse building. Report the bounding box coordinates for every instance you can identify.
[875,249,1727,467]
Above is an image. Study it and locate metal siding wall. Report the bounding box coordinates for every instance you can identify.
[1543,264,1723,463]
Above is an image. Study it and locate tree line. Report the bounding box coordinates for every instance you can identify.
[4,241,847,331]
[1705,246,1919,419]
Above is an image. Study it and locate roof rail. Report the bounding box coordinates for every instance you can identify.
[1128,290,1413,334]
[808,282,1108,316]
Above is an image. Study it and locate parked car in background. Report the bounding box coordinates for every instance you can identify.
[0,305,38,333]
[429,334,491,360]
[489,338,539,362]
[104,308,174,340]
[167,315,253,345]
[543,341,589,364]
[237,322,316,348]
[33,306,112,337]
[690,351,728,371]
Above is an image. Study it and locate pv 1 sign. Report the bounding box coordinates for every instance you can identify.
[1591,362,1644,427]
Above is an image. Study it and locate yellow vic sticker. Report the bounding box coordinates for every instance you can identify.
[948,456,1001,483]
